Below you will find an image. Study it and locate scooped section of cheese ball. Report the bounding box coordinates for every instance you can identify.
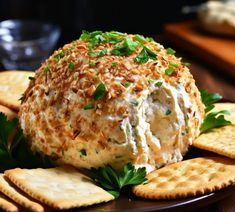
[19,31,204,172]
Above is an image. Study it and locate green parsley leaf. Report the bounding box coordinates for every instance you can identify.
[84,103,94,110]
[200,89,222,113]
[169,62,178,68]
[135,47,157,63]
[133,34,147,44]
[165,67,175,76]
[111,37,139,56]
[124,81,132,88]
[68,62,75,70]
[79,149,87,157]
[83,163,147,198]
[200,110,231,133]
[200,90,231,133]
[165,108,171,115]
[0,113,53,172]
[44,66,50,74]
[94,83,106,101]
[111,62,118,67]
[184,62,191,67]
[54,50,65,61]
[166,47,176,55]
[89,61,97,67]
[88,49,108,58]
[155,81,163,87]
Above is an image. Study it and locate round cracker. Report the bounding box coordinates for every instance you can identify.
[133,157,235,200]
[0,71,34,111]
[213,103,235,124]
[0,105,18,120]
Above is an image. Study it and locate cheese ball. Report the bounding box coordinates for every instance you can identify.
[19,31,204,172]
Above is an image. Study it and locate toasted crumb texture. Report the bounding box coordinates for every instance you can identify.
[19,32,204,172]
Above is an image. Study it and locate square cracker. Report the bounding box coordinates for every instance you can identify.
[193,125,235,159]
[0,192,19,212]
[0,174,44,212]
[0,71,34,111]
[4,166,114,210]
[133,157,235,199]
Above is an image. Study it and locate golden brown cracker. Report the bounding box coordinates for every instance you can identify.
[0,174,44,212]
[0,192,19,212]
[0,105,17,120]
[0,71,34,110]
[133,157,235,199]
[213,103,235,124]
[4,166,114,210]
[193,125,235,159]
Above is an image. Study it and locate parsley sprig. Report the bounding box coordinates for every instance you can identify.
[135,47,157,63]
[200,90,231,133]
[83,163,147,198]
[0,113,53,172]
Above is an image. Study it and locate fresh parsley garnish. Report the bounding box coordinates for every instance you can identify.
[111,37,139,56]
[84,103,94,110]
[54,50,65,61]
[111,62,118,67]
[124,81,132,88]
[133,34,147,44]
[166,47,176,55]
[68,62,75,70]
[94,83,106,101]
[79,149,87,157]
[200,89,231,133]
[88,49,108,58]
[135,47,157,63]
[0,113,53,172]
[165,67,175,76]
[83,163,147,198]
[155,81,163,87]
[89,61,97,67]
[44,66,50,74]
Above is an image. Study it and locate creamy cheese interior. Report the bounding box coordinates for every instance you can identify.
[56,80,196,173]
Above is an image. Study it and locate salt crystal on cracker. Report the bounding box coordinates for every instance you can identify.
[4,166,114,210]
[0,174,44,212]
[0,192,19,212]
[133,157,235,199]
[193,125,235,159]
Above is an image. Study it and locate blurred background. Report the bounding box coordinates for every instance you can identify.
[0,0,205,46]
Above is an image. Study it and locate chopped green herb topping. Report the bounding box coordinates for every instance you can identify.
[184,62,191,67]
[83,163,147,198]
[124,81,132,88]
[28,76,35,81]
[111,62,118,67]
[135,47,157,63]
[166,48,176,55]
[94,83,106,101]
[68,62,75,70]
[84,103,94,110]
[165,109,171,115]
[155,81,163,87]
[89,61,97,67]
[148,79,154,84]
[79,149,87,157]
[200,89,231,133]
[165,67,175,76]
[44,66,50,74]
[169,62,178,68]
[133,34,147,44]
[88,49,108,57]
[92,75,98,80]
[111,37,139,56]
[54,50,65,61]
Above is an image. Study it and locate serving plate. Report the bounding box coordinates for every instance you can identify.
[76,148,235,211]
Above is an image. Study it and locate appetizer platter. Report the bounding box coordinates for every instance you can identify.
[0,31,234,212]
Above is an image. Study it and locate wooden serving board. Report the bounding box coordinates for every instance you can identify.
[164,21,235,78]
